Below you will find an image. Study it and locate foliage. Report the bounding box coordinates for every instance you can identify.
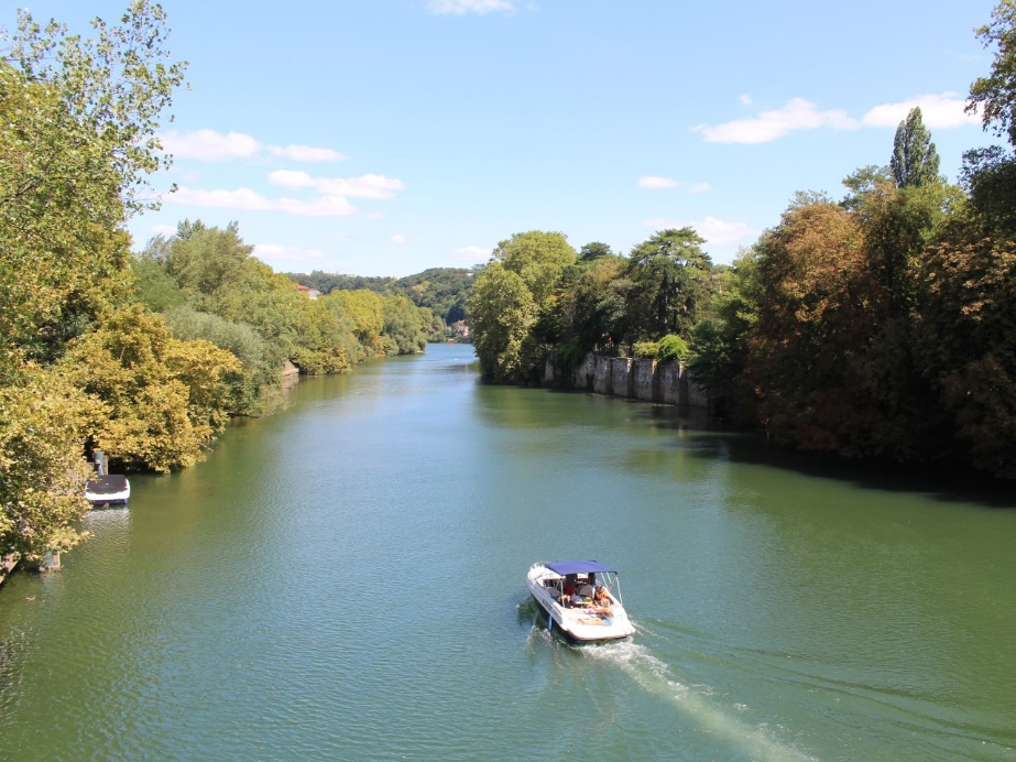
[745,199,888,454]
[288,267,475,324]
[1,1,188,214]
[968,0,1016,146]
[162,306,276,416]
[656,335,690,362]
[632,341,658,359]
[913,226,1016,477]
[960,146,1016,236]
[60,306,242,473]
[467,263,537,383]
[890,107,941,188]
[578,242,614,262]
[626,228,713,340]
[0,360,93,558]
[491,231,576,306]
[0,2,187,554]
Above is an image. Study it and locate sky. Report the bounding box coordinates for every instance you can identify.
[9,0,1006,276]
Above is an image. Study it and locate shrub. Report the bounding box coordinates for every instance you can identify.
[656,334,690,362]
[632,341,658,359]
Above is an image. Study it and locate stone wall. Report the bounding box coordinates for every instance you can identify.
[543,352,707,409]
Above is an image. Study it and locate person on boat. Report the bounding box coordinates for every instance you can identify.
[563,574,577,597]
[591,586,614,625]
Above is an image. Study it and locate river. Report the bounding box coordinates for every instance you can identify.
[1,343,1014,760]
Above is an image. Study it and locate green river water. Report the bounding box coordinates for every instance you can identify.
[1,343,1015,760]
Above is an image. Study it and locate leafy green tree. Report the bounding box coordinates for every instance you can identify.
[467,263,537,383]
[578,242,614,262]
[890,107,941,188]
[627,228,712,340]
[968,0,1016,146]
[689,245,763,418]
[60,306,241,472]
[568,255,628,351]
[381,295,428,355]
[328,290,386,354]
[0,363,92,559]
[1,2,187,213]
[0,2,186,554]
[841,165,893,210]
[960,145,1016,236]
[491,231,576,306]
[163,306,278,416]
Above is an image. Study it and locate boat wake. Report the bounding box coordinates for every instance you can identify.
[556,615,814,761]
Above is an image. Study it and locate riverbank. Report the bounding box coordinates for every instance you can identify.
[542,352,707,409]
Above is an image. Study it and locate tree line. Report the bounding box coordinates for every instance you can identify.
[467,1,1016,480]
[0,3,430,561]
[288,267,476,329]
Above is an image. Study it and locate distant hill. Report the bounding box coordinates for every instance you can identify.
[287,267,475,324]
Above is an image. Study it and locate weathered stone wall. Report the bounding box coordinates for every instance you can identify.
[544,352,706,409]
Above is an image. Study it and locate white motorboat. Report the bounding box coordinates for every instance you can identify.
[526,560,635,642]
[84,474,130,507]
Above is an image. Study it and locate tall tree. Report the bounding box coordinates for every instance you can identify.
[890,107,940,188]
[467,263,537,383]
[627,228,712,340]
[968,0,1016,146]
[491,231,576,306]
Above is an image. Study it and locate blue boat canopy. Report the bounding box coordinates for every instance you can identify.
[545,560,615,576]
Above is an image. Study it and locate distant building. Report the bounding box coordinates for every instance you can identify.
[453,320,470,338]
[293,283,321,299]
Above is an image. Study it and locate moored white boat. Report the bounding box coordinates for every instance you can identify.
[526,560,635,642]
[84,474,130,507]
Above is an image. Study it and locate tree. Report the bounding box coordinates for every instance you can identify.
[746,200,884,454]
[0,2,186,554]
[491,231,576,306]
[627,228,712,340]
[1,2,188,214]
[968,0,1016,146]
[578,242,614,262]
[60,306,241,473]
[467,263,537,383]
[0,363,92,559]
[890,107,941,188]
[913,227,1016,477]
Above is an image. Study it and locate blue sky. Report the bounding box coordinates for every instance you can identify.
[13,0,1004,276]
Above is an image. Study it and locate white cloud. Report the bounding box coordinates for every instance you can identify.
[427,0,514,14]
[638,176,679,189]
[692,98,860,144]
[159,129,346,164]
[862,92,979,129]
[268,170,317,189]
[642,216,759,246]
[638,176,712,193]
[453,245,491,263]
[391,234,407,244]
[167,186,356,217]
[160,129,262,161]
[150,224,177,236]
[268,170,405,200]
[269,144,347,162]
[739,94,753,106]
[253,244,326,263]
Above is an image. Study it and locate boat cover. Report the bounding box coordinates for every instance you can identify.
[545,560,614,576]
[85,475,129,495]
